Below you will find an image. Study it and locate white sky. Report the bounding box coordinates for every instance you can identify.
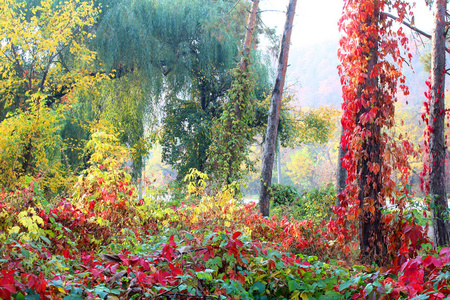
[260,0,434,46]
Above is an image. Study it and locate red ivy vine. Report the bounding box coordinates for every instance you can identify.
[337,0,424,266]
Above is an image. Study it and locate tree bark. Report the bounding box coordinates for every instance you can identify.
[336,126,347,206]
[356,1,387,264]
[430,0,450,247]
[276,138,281,184]
[240,0,260,72]
[259,0,297,217]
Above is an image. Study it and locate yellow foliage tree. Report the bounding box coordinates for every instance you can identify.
[0,0,99,192]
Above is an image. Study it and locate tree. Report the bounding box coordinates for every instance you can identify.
[428,0,449,247]
[92,0,273,180]
[259,0,297,217]
[338,0,414,264]
[207,0,260,189]
[0,0,99,192]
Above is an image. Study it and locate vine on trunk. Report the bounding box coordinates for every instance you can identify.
[337,0,422,265]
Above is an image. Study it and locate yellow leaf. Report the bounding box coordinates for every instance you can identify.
[9,226,20,234]
[301,292,311,300]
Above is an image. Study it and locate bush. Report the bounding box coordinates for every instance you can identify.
[271,183,336,224]
[270,183,301,206]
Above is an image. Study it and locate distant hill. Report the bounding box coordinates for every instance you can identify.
[287,38,431,109]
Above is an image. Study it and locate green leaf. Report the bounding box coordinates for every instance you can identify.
[25,294,40,300]
[338,276,360,292]
[252,281,265,294]
[288,280,299,292]
[365,283,373,295]
[40,235,51,246]
[21,248,30,260]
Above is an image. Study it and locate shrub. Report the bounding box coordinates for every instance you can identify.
[270,183,301,206]
[271,183,336,224]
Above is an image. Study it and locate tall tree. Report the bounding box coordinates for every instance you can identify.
[338,0,414,264]
[429,0,449,247]
[259,0,297,217]
[208,0,260,188]
[0,0,99,192]
[92,0,272,180]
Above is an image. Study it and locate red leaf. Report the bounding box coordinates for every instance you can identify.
[232,231,242,240]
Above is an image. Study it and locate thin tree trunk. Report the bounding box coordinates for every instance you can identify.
[259,0,297,217]
[430,0,449,247]
[336,126,347,206]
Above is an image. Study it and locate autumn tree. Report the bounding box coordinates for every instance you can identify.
[338,0,415,264]
[207,0,260,189]
[0,0,99,192]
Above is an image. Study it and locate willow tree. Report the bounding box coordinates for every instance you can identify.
[90,0,271,179]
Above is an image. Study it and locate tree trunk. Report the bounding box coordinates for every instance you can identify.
[240,0,260,72]
[356,1,387,264]
[430,0,450,247]
[336,126,347,206]
[259,0,297,217]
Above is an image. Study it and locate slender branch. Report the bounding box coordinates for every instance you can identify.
[381,11,431,39]
[382,11,450,56]
[9,43,25,77]
[223,0,240,18]
[259,9,286,13]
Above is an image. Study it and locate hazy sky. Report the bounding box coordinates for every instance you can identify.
[258,0,435,107]
[260,0,434,47]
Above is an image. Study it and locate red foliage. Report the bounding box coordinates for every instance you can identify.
[337,0,425,266]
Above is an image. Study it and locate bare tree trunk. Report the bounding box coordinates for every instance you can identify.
[240,0,260,72]
[336,126,347,206]
[430,0,450,247]
[259,0,297,217]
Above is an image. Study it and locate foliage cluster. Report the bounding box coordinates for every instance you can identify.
[271,183,335,224]
[1,172,449,299]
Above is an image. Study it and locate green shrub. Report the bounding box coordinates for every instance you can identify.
[270,183,301,206]
[271,183,336,224]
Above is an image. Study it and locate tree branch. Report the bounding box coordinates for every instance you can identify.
[381,11,450,56]
[381,11,431,39]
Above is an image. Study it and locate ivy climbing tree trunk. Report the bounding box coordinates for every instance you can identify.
[240,0,260,72]
[429,0,450,247]
[338,0,414,265]
[259,0,297,217]
[208,0,259,187]
[355,2,386,263]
